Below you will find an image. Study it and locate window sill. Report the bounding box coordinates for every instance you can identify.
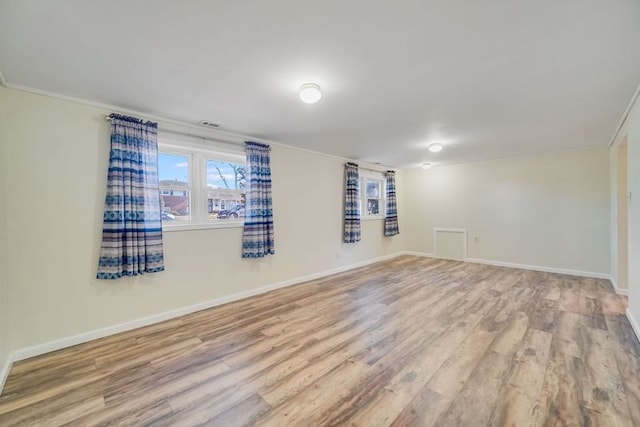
[362,216,385,221]
[162,221,244,232]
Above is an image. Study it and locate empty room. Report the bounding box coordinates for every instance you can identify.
[1,1,640,426]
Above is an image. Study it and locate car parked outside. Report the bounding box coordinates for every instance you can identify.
[217,204,245,219]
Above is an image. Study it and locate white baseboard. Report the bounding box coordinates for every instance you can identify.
[402,251,611,280]
[403,251,435,258]
[610,277,630,296]
[465,257,610,280]
[0,352,13,394]
[10,252,403,363]
[626,308,640,343]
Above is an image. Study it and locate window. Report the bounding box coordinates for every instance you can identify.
[361,175,386,219]
[157,136,246,230]
[158,153,191,221]
[206,159,246,221]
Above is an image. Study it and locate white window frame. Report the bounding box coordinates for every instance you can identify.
[158,134,246,232]
[360,172,386,220]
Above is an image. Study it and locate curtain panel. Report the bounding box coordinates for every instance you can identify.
[96,114,164,279]
[384,170,400,236]
[242,141,275,258]
[344,162,361,243]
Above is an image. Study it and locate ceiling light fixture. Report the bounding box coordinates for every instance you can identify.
[299,83,322,104]
[422,162,432,170]
[428,143,443,153]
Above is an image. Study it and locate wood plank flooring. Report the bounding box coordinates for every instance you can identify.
[0,256,638,426]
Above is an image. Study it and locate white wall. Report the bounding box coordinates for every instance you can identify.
[1,86,405,354]
[625,93,640,330]
[0,84,12,386]
[610,137,630,293]
[611,145,620,285]
[616,142,629,291]
[404,148,611,275]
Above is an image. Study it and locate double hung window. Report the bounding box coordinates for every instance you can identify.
[158,135,246,230]
[361,173,386,219]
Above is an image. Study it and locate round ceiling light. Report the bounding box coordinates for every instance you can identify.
[299,83,322,104]
[422,162,432,170]
[428,143,443,153]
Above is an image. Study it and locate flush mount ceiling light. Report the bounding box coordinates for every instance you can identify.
[299,83,322,104]
[428,143,443,153]
[422,162,432,170]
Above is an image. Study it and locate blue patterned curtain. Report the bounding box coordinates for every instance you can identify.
[384,170,400,236]
[97,114,164,279]
[344,162,361,243]
[242,141,275,258]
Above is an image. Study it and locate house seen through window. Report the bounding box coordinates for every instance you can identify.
[362,176,385,217]
[206,159,246,220]
[158,148,246,227]
[158,153,191,221]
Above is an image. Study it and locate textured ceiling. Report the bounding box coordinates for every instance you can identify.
[1,0,639,167]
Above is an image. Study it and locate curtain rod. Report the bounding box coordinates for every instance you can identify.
[347,161,392,174]
[361,167,392,174]
[105,115,387,171]
[105,115,245,149]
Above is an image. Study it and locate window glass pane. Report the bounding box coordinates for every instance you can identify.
[367,199,380,215]
[207,160,246,221]
[158,153,191,222]
[366,180,380,198]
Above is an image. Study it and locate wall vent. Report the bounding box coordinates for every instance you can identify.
[434,228,467,261]
[199,120,221,128]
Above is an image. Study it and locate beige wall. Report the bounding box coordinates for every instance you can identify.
[0,83,617,370]
[610,145,620,285]
[404,149,610,274]
[617,141,629,290]
[610,138,629,291]
[625,93,640,328]
[0,85,12,382]
[1,86,405,353]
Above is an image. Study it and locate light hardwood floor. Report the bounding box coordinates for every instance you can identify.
[0,256,638,426]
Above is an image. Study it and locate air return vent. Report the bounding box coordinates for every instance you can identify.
[199,120,221,128]
[434,228,467,261]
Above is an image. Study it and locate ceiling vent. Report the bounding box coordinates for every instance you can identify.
[199,120,221,128]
